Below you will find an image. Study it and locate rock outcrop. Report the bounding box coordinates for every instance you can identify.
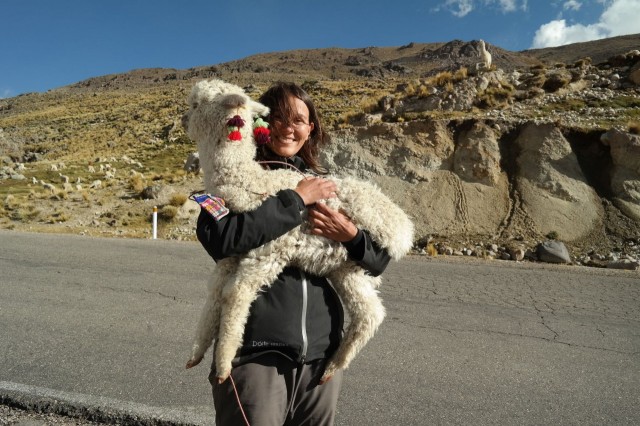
[600,128,640,221]
[511,123,603,241]
[323,119,635,250]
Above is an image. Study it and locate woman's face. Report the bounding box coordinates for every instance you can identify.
[268,96,314,158]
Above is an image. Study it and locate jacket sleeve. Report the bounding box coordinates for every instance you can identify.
[197,189,305,261]
[342,230,391,277]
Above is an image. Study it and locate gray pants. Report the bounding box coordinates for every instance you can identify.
[210,353,343,426]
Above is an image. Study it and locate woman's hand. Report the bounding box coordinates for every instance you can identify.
[294,177,337,206]
[308,202,358,242]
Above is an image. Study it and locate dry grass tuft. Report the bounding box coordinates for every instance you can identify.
[453,67,468,82]
[444,81,454,93]
[46,210,69,223]
[426,243,438,257]
[129,174,146,193]
[169,193,188,207]
[159,205,178,220]
[430,71,453,87]
[476,83,515,109]
[573,57,592,68]
[9,205,41,222]
[4,194,17,209]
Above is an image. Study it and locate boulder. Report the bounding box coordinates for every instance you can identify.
[512,122,603,241]
[507,244,526,261]
[536,241,571,264]
[141,185,162,200]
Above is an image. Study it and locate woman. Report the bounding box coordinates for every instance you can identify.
[196,82,391,426]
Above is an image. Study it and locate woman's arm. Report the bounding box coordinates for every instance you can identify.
[342,229,391,277]
[197,177,338,261]
[197,189,304,261]
[307,203,391,277]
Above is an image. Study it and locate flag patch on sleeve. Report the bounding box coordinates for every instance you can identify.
[193,194,229,221]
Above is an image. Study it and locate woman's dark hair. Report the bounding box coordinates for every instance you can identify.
[258,82,330,174]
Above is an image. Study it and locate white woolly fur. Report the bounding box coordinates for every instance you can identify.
[183,79,414,382]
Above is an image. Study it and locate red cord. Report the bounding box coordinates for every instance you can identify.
[229,373,251,426]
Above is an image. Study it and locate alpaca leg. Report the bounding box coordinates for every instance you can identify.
[214,255,287,381]
[321,267,385,383]
[186,258,237,368]
[186,292,218,368]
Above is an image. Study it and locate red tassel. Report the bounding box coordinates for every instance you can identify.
[228,130,242,141]
[253,127,270,145]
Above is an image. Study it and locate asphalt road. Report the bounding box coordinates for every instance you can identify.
[1,230,639,425]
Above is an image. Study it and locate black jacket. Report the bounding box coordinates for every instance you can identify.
[196,156,391,365]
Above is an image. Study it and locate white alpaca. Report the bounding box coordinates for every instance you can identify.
[40,180,56,193]
[479,39,492,70]
[183,79,414,382]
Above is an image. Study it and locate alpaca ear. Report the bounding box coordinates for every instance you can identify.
[249,99,270,117]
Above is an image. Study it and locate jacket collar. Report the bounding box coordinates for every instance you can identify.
[257,147,308,173]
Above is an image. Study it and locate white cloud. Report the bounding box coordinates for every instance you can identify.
[488,0,528,12]
[532,0,640,47]
[442,0,474,17]
[532,19,604,47]
[497,0,518,12]
[600,0,640,36]
[563,0,582,10]
[438,0,527,17]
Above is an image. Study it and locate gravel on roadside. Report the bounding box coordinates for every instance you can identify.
[0,404,107,426]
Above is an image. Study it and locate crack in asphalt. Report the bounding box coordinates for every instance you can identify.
[99,285,193,304]
[397,320,638,356]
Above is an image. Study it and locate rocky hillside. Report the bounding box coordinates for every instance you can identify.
[1,35,639,268]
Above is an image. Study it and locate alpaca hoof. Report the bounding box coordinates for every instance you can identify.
[320,363,338,384]
[319,374,333,384]
[185,355,203,369]
[217,370,231,383]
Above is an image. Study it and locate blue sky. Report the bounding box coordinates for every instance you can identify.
[2,0,639,98]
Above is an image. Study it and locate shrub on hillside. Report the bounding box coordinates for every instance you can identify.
[169,193,187,207]
[453,67,468,82]
[573,57,592,68]
[476,82,515,109]
[543,71,572,92]
[129,174,146,193]
[159,205,178,221]
[430,71,453,87]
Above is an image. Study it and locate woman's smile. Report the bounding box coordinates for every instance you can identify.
[268,96,314,158]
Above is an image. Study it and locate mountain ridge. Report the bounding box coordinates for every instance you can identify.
[54,34,639,94]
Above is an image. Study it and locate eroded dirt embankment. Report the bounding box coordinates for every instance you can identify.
[322,119,640,252]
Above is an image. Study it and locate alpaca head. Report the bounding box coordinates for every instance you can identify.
[182,79,270,174]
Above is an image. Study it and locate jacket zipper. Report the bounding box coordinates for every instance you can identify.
[300,271,308,363]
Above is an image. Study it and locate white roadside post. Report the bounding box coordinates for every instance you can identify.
[152,206,158,239]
